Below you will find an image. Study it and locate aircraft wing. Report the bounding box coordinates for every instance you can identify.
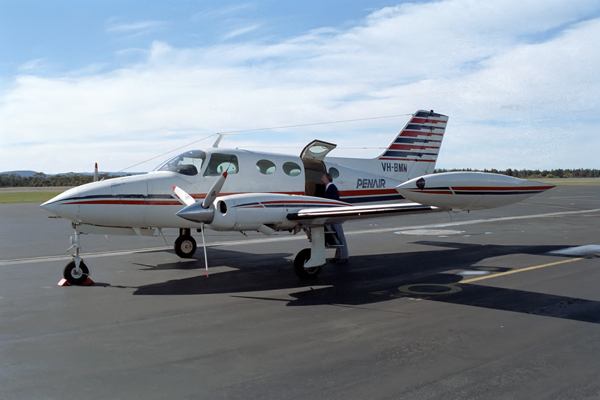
[286,202,441,225]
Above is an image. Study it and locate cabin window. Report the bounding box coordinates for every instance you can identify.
[154,150,206,176]
[283,162,302,177]
[256,159,276,175]
[329,167,340,179]
[203,153,239,176]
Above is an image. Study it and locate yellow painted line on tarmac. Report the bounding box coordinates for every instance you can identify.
[460,257,584,284]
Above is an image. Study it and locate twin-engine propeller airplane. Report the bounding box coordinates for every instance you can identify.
[41,110,554,284]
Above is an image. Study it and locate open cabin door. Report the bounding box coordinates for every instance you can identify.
[300,140,337,197]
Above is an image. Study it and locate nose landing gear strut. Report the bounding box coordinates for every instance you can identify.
[61,224,94,286]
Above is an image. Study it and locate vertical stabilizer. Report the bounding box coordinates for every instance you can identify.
[378,110,448,179]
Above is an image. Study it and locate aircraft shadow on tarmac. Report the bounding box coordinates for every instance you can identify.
[132,241,600,324]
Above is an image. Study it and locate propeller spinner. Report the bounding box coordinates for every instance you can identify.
[175,171,227,223]
[172,172,228,277]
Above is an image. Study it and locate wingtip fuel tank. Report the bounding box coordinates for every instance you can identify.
[396,172,555,211]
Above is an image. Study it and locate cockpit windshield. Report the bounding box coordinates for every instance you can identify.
[154,150,206,176]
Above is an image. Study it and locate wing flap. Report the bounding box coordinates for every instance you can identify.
[287,202,440,225]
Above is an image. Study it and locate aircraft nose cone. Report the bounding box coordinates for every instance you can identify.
[40,187,82,220]
[176,202,214,223]
[40,199,57,213]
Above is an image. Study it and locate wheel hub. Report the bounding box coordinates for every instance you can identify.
[70,268,83,279]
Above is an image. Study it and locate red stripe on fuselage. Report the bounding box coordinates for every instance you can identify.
[64,200,146,205]
[60,191,306,206]
[451,186,555,191]
[260,200,346,206]
[378,158,436,162]
[407,190,453,195]
[340,189,398,197]
[189,191,304,200]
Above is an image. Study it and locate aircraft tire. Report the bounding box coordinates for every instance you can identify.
[63,260,90,285]
[294,248,322,280]
[175,235,197,258]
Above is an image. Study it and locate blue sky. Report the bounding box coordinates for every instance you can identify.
[1,0,599,173]
[1,1,394,78]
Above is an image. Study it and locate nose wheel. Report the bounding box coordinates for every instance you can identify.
[63,260,90,285]
[62,228,93,285]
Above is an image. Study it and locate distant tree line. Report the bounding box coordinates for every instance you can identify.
[434,168,600,179]
[0,173,128,188]
[2,168,599,188]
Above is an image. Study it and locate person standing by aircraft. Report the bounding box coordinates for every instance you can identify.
[321,173,349,263]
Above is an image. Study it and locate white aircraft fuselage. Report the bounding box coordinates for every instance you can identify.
[42,147,414,231]
[40,110,555,283]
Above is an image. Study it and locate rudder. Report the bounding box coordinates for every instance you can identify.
[378,110,448,179]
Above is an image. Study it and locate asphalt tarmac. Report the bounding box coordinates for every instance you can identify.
[1,185,600,399]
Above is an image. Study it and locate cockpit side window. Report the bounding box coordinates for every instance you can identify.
[203,153,239,176]
[155,150,206,176]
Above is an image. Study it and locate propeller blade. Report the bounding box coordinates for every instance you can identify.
[201,171,227,209]
[201,222,209,277]
[172,185,196,206]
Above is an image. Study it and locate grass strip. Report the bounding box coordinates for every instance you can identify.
[0,191,63,204]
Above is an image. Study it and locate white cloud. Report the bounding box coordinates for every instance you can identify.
[17,58,47,73]
[222,24,262,41]
[106,19,164,37]
[192,3,254,21]
[1,0,599,173]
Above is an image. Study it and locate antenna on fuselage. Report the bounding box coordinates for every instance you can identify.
[213,134,226,148]
[212,133,245,148]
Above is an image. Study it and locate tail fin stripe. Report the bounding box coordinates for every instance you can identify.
[405,124,445,130]
[390,144,440,151]
[411,118,447,125]
[399,131,444,138]
[377,109,448,173]
[382,150,439,158]
[394,138,441,144]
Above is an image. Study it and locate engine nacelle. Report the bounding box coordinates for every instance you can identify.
[396,172,555,211]
[208,193,346,232]
[209,196,286,231]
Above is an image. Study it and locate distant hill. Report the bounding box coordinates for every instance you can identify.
[0,170,39,177]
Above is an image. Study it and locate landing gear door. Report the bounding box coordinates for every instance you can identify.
[300,140,337,161]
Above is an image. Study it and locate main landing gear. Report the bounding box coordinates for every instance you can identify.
[293,225,347,280]
[294,248,322,279]
[174,228,197,258]
[293,226,330,280]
